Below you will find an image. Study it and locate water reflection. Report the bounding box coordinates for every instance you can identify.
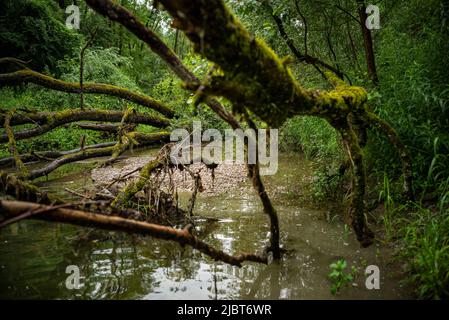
[0,154,413,299]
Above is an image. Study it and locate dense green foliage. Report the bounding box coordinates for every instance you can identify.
[0,0,79,72]
[0,0,448,298]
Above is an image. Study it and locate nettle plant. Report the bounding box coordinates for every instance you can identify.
[328,259,358,295]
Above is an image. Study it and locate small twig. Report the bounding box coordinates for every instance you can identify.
[64,187,92,200]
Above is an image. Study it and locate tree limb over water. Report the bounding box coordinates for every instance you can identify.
[0,200,268,267]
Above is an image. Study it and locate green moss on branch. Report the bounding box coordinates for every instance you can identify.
[0,109,170,143]
[0,69,174,118]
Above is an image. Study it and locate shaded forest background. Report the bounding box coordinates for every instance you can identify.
[0,0,448,298]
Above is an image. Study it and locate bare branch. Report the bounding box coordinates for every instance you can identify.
[0,200,268,267]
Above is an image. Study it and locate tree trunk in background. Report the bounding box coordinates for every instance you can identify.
[346,22,361,71]
[356,0,379,86]
[57,0,65,9]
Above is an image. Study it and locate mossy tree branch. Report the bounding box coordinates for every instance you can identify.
[0,142,117,168]
[0,108,169,143]
[84,0,239,127]
[155,0,399,245]
[260,0,346,80]
[158,0,368,128]
[86,0,282,257]
[4,111,29,175]
[0,68,174,118]
[0,171,56,204]
[20,132,170,180]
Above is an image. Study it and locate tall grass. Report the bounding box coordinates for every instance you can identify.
[398,203,449,299]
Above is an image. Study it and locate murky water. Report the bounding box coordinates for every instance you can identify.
[0,152,413,299]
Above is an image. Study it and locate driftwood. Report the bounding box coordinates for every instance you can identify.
[0,200,268,267]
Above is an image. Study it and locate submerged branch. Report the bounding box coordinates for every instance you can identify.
[0,200,267,267]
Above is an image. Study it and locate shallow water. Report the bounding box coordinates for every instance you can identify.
[0,152,413,299]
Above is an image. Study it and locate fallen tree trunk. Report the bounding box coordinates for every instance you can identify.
[77,122,136,133]
[0,171,56,204]
[156,0,381,245]
[0,142,116,168]
[26,144,117,180]
[0,200,267,267]
[0,69,175,118]
[22,132,170,180]
[0,109,169,143]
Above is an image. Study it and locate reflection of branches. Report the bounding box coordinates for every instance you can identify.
[242,264,281,299]
[0,200,268,267]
